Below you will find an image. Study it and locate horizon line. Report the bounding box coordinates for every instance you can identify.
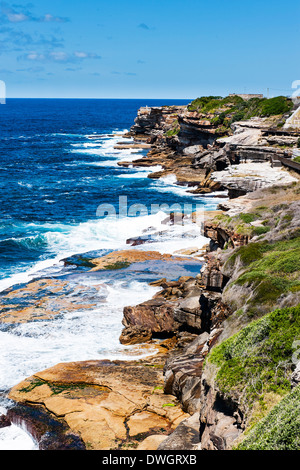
[4,97,193,100]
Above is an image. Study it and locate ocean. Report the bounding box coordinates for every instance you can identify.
[0,99,226,449]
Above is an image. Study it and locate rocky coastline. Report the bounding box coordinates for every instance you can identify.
[3,95,300,450]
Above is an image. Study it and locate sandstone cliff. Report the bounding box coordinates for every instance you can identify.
[5,96,300,451]
[121,95,300,197]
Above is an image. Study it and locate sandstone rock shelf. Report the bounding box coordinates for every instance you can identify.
[5,96,300,451]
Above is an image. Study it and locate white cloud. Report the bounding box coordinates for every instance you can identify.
[74,51,88,58]
[74,51,101,59]
[19,50,101,63]
[26,52,45,60]
[49,51,68,61]
[41,14,68,23]
[1,3,69,23]
[6,12,29,23]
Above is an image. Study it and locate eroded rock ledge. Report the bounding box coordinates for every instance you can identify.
[6,98,300,451]
[119,181,300,450]
[8,182,300,450]
[119,99,299,198]
[8,353,190,450]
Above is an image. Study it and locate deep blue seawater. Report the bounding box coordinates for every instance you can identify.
[0,99,231,449]
[0,98,222,288]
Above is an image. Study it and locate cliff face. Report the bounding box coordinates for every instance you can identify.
[6,96,300,451]
[128,105,185,139]
[123,96,300,198]
[197,186,300,449]
[118,124,300,448]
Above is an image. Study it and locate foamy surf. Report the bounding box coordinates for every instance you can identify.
[0,208,202,292]
[0,123,223,450]
[0,420,38,450]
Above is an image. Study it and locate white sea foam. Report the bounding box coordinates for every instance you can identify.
[0,279,159,392]
[0,127,222,449]
[0,211,172,292]
[149,174,199,198]
[69,132,145,171]
[117,165,162,178]
[0,277,158,450]
[0,423,38,450]
[0,206,209,293]
[17,181,33,189]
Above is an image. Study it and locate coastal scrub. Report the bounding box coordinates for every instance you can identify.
[236,384,300,450]
[207,305,300,421]
[187,95,294,134]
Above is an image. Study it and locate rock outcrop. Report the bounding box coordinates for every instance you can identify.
[121,97,299,199]
[128,106,185,138]
[8,355,189,450]
[6,98,300,452]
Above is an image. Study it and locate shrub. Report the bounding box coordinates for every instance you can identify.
[227,236,300,317]
[165,119,180,137]
[253,226,271,236]
[239,213,257,224]
[208,305,300,410]
[236,385,300,450]
[188,95,293,122]
[257,96,293,116]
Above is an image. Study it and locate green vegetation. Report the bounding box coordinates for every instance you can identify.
[211,212,255,239]
[152,386,163,393]
[188,95,293,118]
[239,213,257,224]
[212,198,300,319]
[165,119,180,137]
[19,378,107,396]
[19,378,46,393]
[64,255,96,268]
[187,95,293,134]
[103,261,131,270]
[187,95,224,112]
[232,237,300,275]
[208,305,300,414]
[205,185,300,448]
[226,237,300,316]
[211,211,274,241]
[236,385,300,450]
[252,225,271,236]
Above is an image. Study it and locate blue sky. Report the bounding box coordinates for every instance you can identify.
[0,0,299,98]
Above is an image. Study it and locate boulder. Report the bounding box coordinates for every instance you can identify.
[198,362,243,450]
[291,362,300,387]
[120,298,181,342]
[8,358,187,450]
[0,414,11,428]
[173,296,202,330]
[157,412,201,450]
[119,326,152,345]
[163,333,210,414]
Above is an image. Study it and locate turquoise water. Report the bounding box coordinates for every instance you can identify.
[0,98,226,449]
[0,98,225,287]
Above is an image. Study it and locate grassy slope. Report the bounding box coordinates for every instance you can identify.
[207,305,300,449]
[211,182,300,318]
[236,384,300,450]
[186,95,294,134]
[204,182,300,448]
